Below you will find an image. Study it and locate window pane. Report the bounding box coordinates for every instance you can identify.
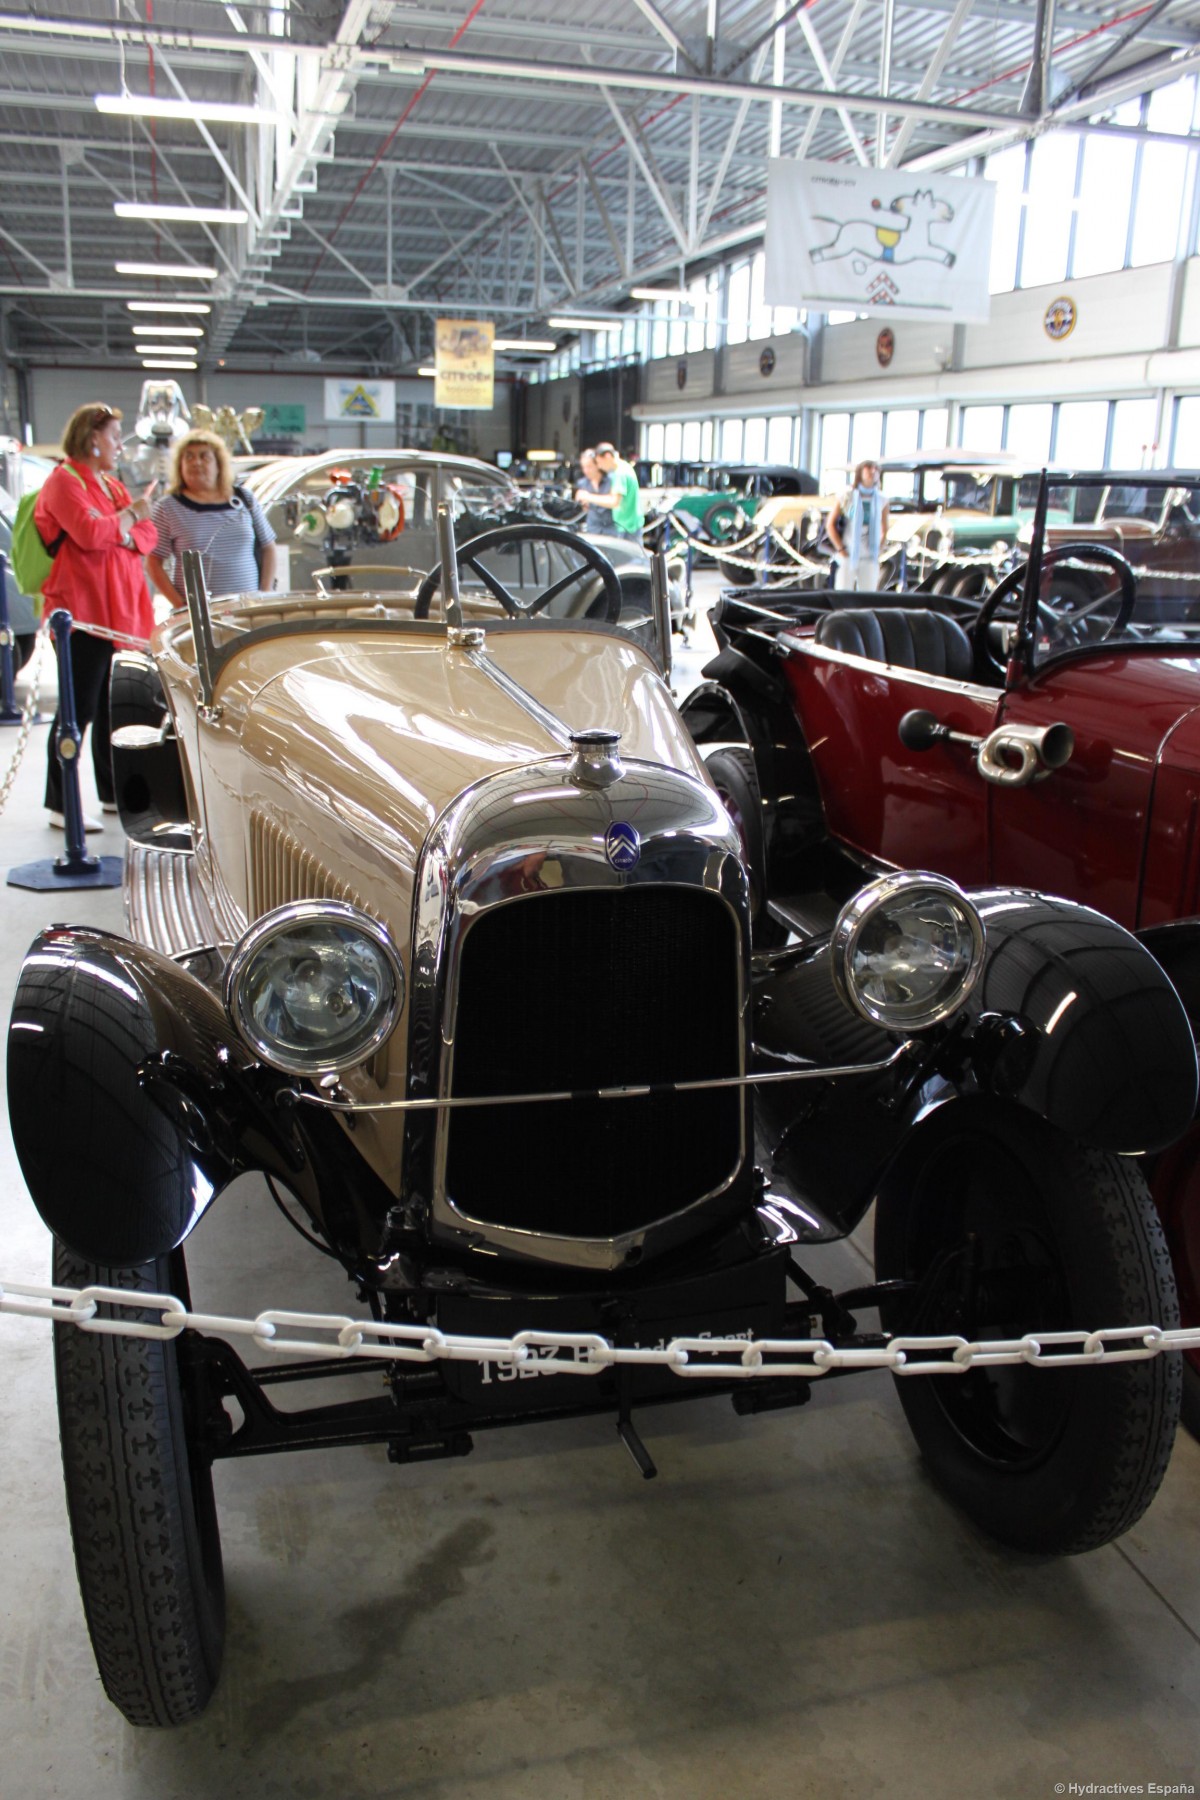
[767,414,794,462]
[727,263,751,345]
[960,405,1004,450]
[681,419,703,459]
[850,411,883,462]
[663,421,683,460]
[721,417,744,459]
[668,305,687,357]
[773,304,799,336]
[1073,135,1136,278]
[1006,403,1054,462]
[743,416,768,461]
[819,413,850,490]
[1173,396,1200,463]
[920,408,949,450]
[1021,134,1079,288]
[884,409,920,455]
[646,423,665,459]
[748,253,773,341]
[1108,398,1158,468]
[1148,75,1196,134]
[1131,143,1188,265]
[686,278,707,354]
[986,144,1026,294]
[700,419,714,459]
[1055,400,1109,465]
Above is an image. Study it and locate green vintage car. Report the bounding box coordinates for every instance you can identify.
[638,461,819,546]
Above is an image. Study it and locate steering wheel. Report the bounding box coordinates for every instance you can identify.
[971,541,1137,680]
[413,522,623,623]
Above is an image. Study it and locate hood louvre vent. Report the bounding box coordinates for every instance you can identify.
[249,809,367,918]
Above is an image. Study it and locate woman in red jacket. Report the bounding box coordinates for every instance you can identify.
[34,402,157,830]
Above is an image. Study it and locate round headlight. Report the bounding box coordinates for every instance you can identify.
[831,873,985,1032]
[224,901,404,1076]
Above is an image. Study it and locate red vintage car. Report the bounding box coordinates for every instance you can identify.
[683,472,1200,1429]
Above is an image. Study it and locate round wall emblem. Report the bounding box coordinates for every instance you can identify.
[876,327,895,368]
[605,821,641,871]
[676,359,688,390]
[759,345,776,377]
[1044,296,1077,341]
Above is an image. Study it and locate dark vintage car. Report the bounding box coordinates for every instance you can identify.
[4,512,1196,1728]
[681,471,1200,1430]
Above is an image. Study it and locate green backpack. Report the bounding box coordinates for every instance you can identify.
[9,464,85,612]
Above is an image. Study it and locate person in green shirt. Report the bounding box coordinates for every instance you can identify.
[576,442,644,539]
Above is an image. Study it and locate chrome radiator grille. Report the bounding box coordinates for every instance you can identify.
[444,886,743,1239]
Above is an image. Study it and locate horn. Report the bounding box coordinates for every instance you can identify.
[976,721,1075,788]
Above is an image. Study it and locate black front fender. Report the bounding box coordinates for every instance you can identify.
[753,889,1199,1239]
[8,927,308,1266]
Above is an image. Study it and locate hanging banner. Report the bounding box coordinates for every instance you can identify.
[323,379,396,424]
[764,159,996,322]
[435,319,494,410]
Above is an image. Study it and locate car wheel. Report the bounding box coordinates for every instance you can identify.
[704,747,788,950]
[875,1104,1180,1555]
[701,499,747,545]
[53,1240,225,1726]
[1145,1130,1200,1442]
[718,555,756,588]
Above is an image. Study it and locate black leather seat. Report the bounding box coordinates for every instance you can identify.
[813,607,974,681]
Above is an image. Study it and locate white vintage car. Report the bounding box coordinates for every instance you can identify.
[7,512,1195,1727]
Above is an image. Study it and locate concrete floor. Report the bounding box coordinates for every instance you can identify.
[1,595,1199,1800]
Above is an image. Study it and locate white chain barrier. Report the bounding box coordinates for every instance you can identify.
[3,1277,1198,1380]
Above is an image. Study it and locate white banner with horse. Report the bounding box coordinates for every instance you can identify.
[764,159,996,322]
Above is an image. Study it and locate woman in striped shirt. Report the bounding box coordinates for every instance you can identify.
[148,429,276,606]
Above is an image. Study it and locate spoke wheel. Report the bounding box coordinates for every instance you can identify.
[875,1103,1180,1554]
[413,522,623,623]
[53,1240,225,1726]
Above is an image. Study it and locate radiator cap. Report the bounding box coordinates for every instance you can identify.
[569,727,624,789]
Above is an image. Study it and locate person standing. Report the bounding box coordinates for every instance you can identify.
[577,442,644,540]
[34,401,157,832]
[826,460,890,591]
[147,428,276,608]
[576,447,611,536]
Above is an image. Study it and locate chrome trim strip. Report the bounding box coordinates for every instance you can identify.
[464,646,575,748]
[292,1042,911,1112]
[777,632,998,703]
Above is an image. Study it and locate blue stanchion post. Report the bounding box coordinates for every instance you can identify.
[0,551,21,725]
[7,607,123,891]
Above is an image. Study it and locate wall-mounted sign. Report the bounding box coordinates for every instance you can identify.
[323,379,395,423]
[435,318,494,410]
[676,359,688,390]
[1043,296,1077,341]
[261,403,306,434]
[759,346,776,377]
[876,328,895,368]
[764,157,995,322]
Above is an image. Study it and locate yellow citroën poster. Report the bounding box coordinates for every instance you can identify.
[435,319,495,409]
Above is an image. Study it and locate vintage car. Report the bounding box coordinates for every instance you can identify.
[681,471,1200,1431]
[6,511,1196,1728]
[639,461,819,547]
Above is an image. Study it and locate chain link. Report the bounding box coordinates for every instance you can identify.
[3,1276,1198,1380]
[0,626,49,820]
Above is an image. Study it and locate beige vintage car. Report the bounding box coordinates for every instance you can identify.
[8,512,1196,1727]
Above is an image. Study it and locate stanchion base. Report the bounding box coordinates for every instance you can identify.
[7,855,124,891]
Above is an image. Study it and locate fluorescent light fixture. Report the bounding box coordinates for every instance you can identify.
[96,93,281,126]
[127,301,212,314]
[132,324,205,336]
[630,286,691,301]
[141,359,198,370]
[137,344,201,357]
[417,366,437,377]
[526,450,559,462]
[115,202,248,225]
[116,261,217,279]
[493,338,557,352]
[547,316,622,332]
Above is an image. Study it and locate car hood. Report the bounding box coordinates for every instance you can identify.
[231,627,705,893]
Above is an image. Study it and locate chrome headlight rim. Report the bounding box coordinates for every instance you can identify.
[224,899,405,1077]
[831,871,986,1032]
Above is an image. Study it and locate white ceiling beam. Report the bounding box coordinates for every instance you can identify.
[796,11,871,165]
[602,89,689,253]
[887,0,976,166]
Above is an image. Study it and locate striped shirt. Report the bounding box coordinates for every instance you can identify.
[151,488,276,597]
